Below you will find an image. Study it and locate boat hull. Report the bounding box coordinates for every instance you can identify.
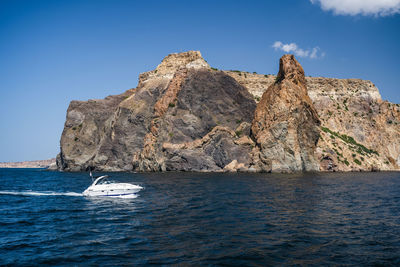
[83,182,143,197]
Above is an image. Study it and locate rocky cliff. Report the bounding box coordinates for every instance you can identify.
[251,55,321,172]
[224,66,400,171]
[56,51,400,172]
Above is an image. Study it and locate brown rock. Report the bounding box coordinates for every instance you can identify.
[56,50,400,173]
[134,68,257,172]
[225,69,400,172]
[251,54,321,172]
[223,160,246,172]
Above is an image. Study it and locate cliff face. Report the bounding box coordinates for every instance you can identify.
[225,69,400,171]
[57,89,134,171]
[57,51,400,172]
[58,51,256,172]
[133,68,256,172]
[251,55,321,172]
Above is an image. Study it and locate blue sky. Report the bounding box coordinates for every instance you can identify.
[0,0,399,162]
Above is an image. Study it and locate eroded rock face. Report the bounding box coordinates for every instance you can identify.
[57,51,256,172]
[155,51,209,76]
[132,69,257,172]
[251,55,321,172]
[224,69,400,172]
[57,90,134,171]
[57,50,400,172]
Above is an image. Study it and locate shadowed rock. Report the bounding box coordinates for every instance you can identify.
[133,68,257,172]
[57,51,256,172]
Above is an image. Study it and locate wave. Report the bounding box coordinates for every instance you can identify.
[0,191,139,199]
[0,191,82,197]
[107,194,138,199]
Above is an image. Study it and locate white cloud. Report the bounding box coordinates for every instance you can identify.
[310,0,400,16]
[272,41,325,59]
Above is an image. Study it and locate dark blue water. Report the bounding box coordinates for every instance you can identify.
[1,169,400,266]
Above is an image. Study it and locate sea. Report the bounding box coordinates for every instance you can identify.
[0,168,399,266]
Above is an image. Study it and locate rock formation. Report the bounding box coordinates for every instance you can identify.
[133,68,256,172]
[56,51,400,172]
[57,51,256,172]
[225,70,400,171]
[251,55,321,172]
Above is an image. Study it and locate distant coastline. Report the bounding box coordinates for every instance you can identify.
[0,159,56,168]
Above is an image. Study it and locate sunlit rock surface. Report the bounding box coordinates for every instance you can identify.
[57,51,400,172]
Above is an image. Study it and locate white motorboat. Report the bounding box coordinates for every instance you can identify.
[83,172,143,197]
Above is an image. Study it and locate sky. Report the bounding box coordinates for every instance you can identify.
[0,0,399,162]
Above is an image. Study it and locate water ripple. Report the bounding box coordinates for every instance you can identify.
[0,169,400,265]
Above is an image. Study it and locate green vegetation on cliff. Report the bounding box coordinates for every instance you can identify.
[321,127,379,156]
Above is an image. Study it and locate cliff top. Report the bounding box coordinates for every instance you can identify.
[135,51,382,103]
[155,50,210,75]
[277,54,306,86]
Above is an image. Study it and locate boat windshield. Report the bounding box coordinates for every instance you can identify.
[93,175,110,185]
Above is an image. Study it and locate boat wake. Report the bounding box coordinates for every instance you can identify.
[0,191,83,197]
[0,190,140,198]
[0,174,143,199]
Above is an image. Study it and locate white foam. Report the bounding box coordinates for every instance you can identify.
[0,191,83,197]
[109,194,138,199]
[0,191,140,199]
